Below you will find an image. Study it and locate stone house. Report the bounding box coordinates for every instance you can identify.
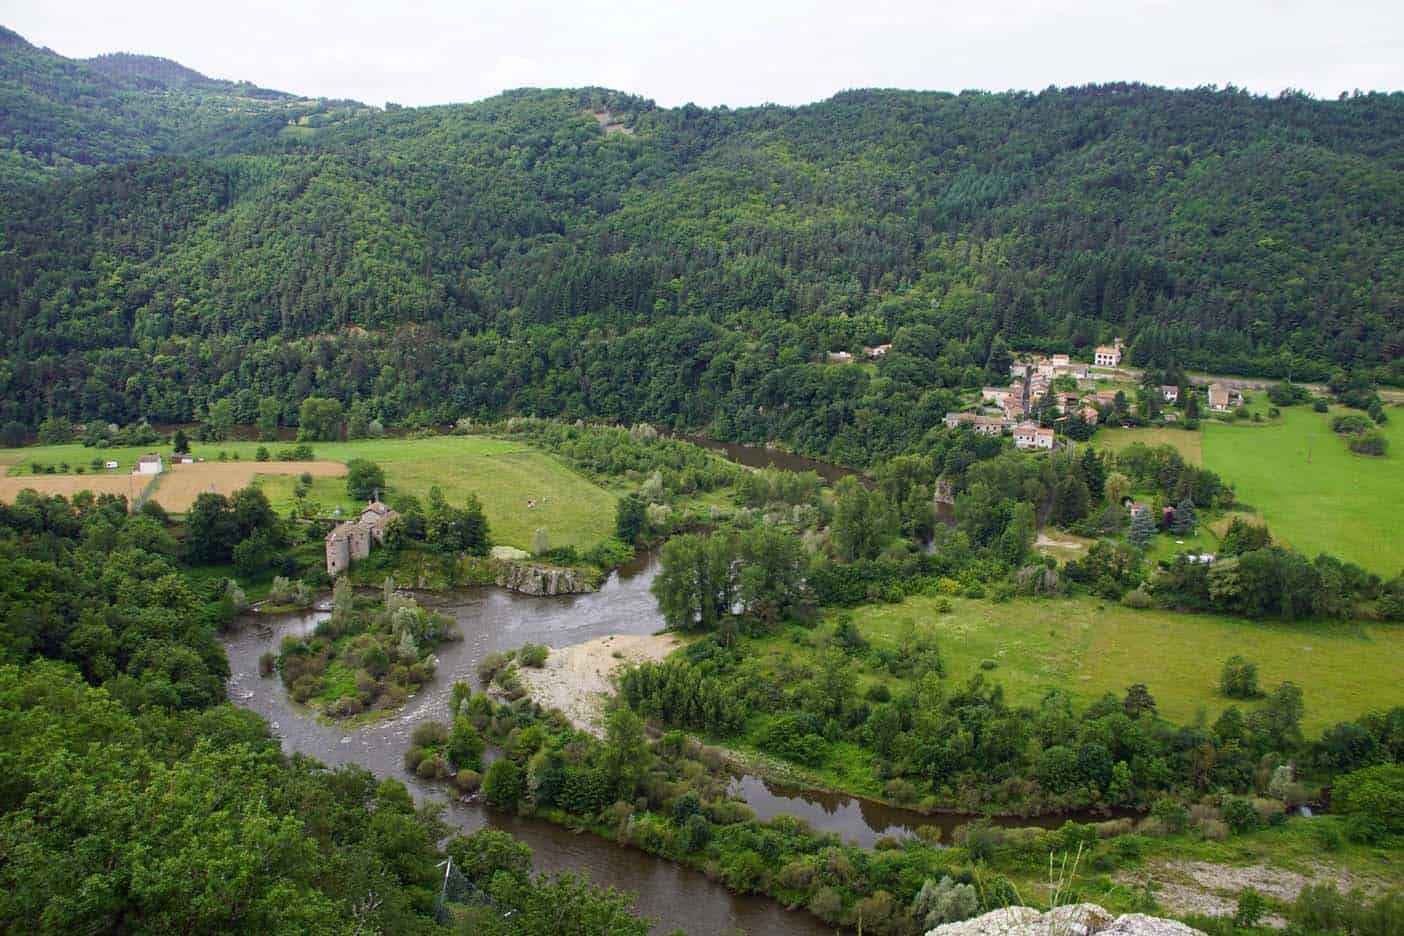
[1207,383,1242,412]
[326,497,400,576]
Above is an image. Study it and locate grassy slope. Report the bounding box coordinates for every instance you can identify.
[2,436,618,552]
[1202,406,1404,574]
[753,596,1402,734]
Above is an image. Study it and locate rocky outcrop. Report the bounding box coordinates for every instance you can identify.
[927,904,1204,936]
[494,562,597,596]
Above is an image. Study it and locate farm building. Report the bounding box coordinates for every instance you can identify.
[134,454,163,475]
[1207,383,1243,412]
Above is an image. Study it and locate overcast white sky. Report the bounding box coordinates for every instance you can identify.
[4,0,1400,107]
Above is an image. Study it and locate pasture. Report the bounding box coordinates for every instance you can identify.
[1201,406,1404,574]
[791,595,1403,733]
[1094,426,1203,464]
[2,435,619,552]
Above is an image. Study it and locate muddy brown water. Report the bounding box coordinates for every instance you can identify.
[225,549,1115,933]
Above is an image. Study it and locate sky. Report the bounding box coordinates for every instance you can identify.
[3,0,1400,108]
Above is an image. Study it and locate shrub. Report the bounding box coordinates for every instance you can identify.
[411,721,449,749]
[1349,430,1388,456]
[518,643,549,668]
[403,746,427,772]
[1199,819,1229,840]
[257,652,275,678]
[1333,764,1404,832]
[1221,796,1260,834]
[1219,655,1262,699]
[1313,399,1329,413]
[1151,798,1190,833]
[453,770,483,794]
[1121,586,1154,609]
[1331,413,1374,433]
[1234,888,1267,927]
[913,876,979,928]
[807,887,844,922]
[483,759,524,809]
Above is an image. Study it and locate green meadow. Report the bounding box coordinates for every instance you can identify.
[748,595,1402,734]
[2,435,619,553]
[1202,406,1404,574]
[1094,425,1203,464]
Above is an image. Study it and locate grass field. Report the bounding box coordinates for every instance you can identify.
[1202,406,1404,574]
[1,436,619,552]
[764,596,1404,733]
[1094,426,1203,464]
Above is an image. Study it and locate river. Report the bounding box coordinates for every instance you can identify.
[221,523,1043,933]
[226,553,842,935]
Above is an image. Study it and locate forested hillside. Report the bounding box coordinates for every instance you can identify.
[1,26,1401,462]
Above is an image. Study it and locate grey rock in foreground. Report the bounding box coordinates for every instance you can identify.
[927,904,1205,936]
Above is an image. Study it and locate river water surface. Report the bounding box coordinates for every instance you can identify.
[226,554,843,935]
[224,527,1071,932]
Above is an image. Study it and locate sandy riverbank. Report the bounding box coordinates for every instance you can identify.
[517,633,680,736]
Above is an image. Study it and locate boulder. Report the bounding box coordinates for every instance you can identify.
[927,905,1204,936]
[494,561,597,596]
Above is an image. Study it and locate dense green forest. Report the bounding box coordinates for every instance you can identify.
[1,26,1400,462]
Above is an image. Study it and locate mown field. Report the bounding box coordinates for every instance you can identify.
[751,595,1403,734]
[0,436,619,552]
[1202,406,1404,574]
[1094,425,1203,464]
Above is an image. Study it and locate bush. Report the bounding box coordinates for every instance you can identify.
[1234,888,1267,927]
[913,876,979,928]
[1221,796,1260,834]
[483,759,524,809]
[258,652,275,678]
[1219,655,1261,699]
[1349,430,1388,456]
[1151,798,1190,833]
[518,643,549,668]
[1333,764,1404,832]
[453,770,483,794]
[411,720,449,749]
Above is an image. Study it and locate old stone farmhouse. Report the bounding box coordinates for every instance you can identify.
[326,498,400,576]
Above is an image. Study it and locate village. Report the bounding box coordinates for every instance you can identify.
[937,340,1245,450]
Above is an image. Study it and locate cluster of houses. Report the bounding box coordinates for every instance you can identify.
[826,343,893,364]
[942,411,1055,450]
[325,497,399,576]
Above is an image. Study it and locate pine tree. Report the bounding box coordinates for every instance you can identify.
[1171,497,1198,536]
[1128,506,1156,549]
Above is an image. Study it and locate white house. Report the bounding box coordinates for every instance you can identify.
[1094,344,1122,368]
[134,454,163,475]
[1161,385,1179,403]
[981,387,1013,405]
[1013,422,1055,450]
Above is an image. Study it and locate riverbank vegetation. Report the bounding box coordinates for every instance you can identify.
[275,577,456,720]
[418,679,1403,935]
